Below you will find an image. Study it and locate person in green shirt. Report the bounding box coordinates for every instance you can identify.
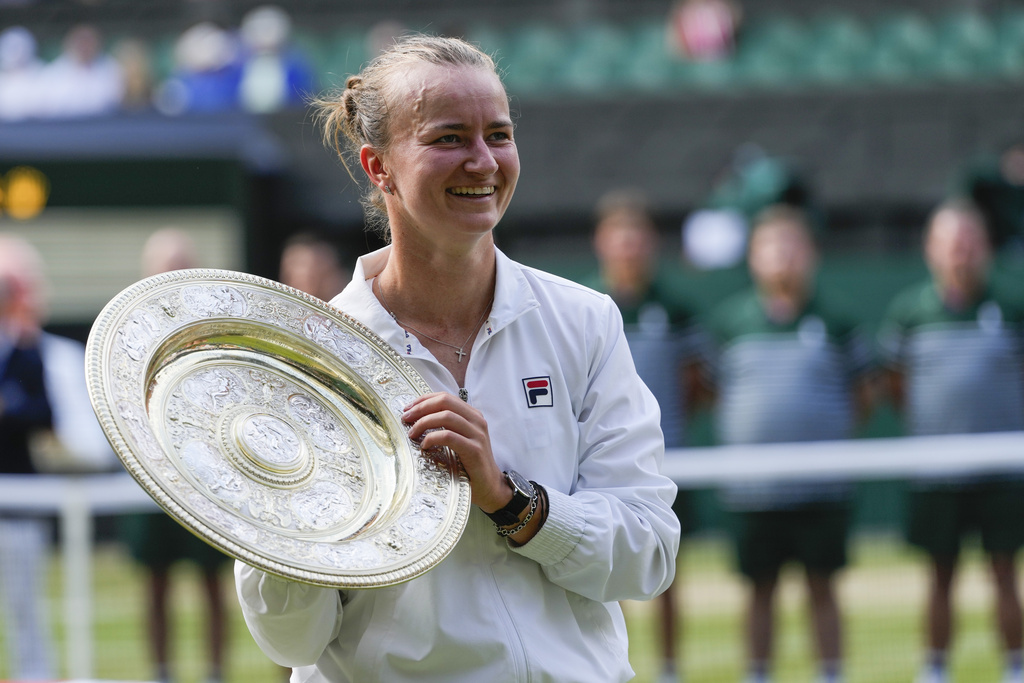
[879,199,1024,683]
[586,189,707,683]
[708,205,876,683]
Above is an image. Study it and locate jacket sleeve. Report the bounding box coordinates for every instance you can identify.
[512,298,681,603]
[234,561,344,667]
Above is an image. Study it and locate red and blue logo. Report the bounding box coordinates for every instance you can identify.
[522,376,553,408]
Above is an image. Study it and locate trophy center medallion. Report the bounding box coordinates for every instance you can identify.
[219,407,315,488]
[237,414,302,473]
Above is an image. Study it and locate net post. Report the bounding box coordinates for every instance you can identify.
[60,478,94,679]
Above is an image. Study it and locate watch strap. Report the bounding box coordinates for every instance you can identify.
[484,471,533,527]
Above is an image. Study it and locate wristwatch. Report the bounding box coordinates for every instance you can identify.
[484,470,535,527]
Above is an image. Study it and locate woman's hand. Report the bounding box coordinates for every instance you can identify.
[402,391,511,513]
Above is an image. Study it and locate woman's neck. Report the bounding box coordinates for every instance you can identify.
[376,235,497,330]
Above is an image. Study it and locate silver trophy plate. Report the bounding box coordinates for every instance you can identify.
[86,269,471,588]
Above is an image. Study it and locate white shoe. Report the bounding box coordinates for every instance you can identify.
[915,668,948,683]
[657,672,678,683]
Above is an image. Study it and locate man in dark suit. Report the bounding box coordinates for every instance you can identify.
[0,270,55,679]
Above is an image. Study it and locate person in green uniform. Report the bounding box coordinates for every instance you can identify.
[879,199,1024,683]
[585,189,708,683]
[707,205,876,683]
[121,228,232,683]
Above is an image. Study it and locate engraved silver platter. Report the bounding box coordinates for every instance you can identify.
[85,269,471,588]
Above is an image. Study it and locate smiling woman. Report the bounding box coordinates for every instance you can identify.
[235,34,681,683]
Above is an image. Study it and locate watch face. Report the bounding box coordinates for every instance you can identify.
[505,470,533,497]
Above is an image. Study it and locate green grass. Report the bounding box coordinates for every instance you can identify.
[627,534,1009,682]
[0,534,1013,682]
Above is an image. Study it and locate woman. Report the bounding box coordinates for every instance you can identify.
[235,34,679,682]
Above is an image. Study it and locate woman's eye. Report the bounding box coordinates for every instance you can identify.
[489,131,511,141]
[436,134,459,143]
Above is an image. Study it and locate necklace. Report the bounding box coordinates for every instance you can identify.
[375,276,492,363]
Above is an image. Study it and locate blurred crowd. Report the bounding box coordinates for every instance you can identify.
[0,4,315,121]
[587,154,1024,683]
[0,6,1022,681]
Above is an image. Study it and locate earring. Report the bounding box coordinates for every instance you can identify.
[384,185,393,195]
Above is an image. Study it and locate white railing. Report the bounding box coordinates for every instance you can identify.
[3,431,1023,678]
[0,473,156,679]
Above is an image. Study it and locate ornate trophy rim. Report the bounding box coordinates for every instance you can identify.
[85,268,471,588]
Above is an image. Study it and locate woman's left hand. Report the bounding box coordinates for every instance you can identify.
[402,391,511,513]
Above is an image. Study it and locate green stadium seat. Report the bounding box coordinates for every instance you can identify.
[997,6,1024,47]
[733,16,810,88]
[502,23,569,93]
[803,14,872,85]
[680,57,739,91]
[620,19,678,91]
[869,12,939,83]
[560,23,630,92]
[933,10,1000,80]
[994,8,1024,79]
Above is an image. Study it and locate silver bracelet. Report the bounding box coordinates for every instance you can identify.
[496,487,539,537]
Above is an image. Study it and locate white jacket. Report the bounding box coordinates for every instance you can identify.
[235,246,680,683]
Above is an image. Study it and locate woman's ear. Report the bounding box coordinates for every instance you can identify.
[360,145,389,193]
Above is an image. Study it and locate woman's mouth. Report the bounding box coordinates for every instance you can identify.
[448,186,495,196]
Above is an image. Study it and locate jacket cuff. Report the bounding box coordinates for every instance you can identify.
[509,486,585,565]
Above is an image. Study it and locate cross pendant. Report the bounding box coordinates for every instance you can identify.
[455,348,467,363]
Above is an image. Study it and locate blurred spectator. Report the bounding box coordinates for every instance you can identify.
[0,242,55,680]
[708,205,875,683]
[122,228,231,683]
[40,23,124,118]
[879,200,1024,683]
[0,26,44,121]
[113,38,156,112]
[953,140,1024,252]
[667,0,743,62]
[238,5,315,113]
[156,22,241,115]
[582,189,708,683]
[278,231,349,301]
[683,145,817,270]
[0,235,113,472]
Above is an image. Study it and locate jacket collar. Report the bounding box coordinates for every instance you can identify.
[331,245,539,356]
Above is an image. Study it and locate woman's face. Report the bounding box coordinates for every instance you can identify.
[374,62,519,246]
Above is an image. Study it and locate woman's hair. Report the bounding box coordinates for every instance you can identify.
[313,34,500,239]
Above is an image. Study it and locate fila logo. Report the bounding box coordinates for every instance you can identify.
[522,376,553,408]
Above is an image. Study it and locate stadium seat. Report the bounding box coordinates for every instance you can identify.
[733,15,809,89]
[502,23,570,94]
[620,18,679,91]
[933,9,1000,80]
[995,7,1024,78]
[560,23,631,92]
[869,12,939,83]
[803,14,872,86]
